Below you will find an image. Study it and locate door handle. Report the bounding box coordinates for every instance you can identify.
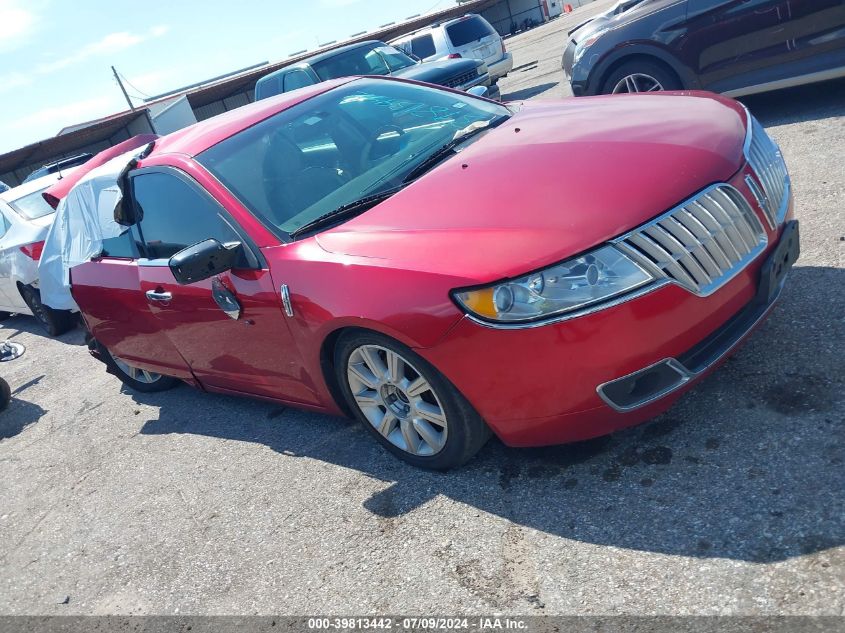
[145,290,172,302]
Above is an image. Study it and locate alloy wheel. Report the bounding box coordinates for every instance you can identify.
[112,356,163,384]
[346,345,448,456]
[612,73,664,94]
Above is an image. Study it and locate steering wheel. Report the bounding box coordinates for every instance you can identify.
[359,124,407,168]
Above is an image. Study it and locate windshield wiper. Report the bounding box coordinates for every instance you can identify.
[289,185,403,239]
[401,116,506,184]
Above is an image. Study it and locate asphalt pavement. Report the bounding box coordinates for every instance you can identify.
[0,2,843,617]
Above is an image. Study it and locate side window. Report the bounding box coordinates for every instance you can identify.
[131,172,241,260]
[283,69,315,92]
[411,34,436,59]
[0,212,10,239]
[101,231,138,258]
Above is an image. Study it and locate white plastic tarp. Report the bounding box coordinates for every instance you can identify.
[38,148,142,310]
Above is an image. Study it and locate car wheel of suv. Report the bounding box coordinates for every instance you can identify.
[335,331,491,470]
[101,347,181,393]
[18,284,76,336]
[603,60,681,94]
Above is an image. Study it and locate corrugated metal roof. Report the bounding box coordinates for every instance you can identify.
[0,110,151,178]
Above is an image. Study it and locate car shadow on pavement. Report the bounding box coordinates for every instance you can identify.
[741,77,845,126]
[135,265,843,564]
[501,82,559,101]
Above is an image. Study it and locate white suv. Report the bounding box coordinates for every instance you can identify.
[391,14,513,83]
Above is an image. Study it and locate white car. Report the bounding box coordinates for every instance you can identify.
[0,171,79,336]
[391,14,513,82]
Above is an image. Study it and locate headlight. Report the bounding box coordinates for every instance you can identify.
[453,245,655,324]
[573,29,607,64]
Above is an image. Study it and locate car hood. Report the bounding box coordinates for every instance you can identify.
[570,15,611,42]
[392,58,482,84]
[316,93,748,285]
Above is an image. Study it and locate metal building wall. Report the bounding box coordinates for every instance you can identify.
[480,0,547,35]
[193,90,254,122]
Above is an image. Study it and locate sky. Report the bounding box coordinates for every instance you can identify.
[0,0,458,154]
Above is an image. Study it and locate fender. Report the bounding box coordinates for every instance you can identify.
[586,43,701,95]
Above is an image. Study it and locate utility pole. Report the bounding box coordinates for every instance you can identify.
[112,66,135,111]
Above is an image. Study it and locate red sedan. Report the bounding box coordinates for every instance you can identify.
[57,77,797,469]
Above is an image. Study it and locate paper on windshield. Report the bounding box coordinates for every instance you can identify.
[38,147,146,310]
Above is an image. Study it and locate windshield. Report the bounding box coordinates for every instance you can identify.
[8,187,55,220]
[312,45,415,80]
[197,79,510,236]
[375,46,417,72]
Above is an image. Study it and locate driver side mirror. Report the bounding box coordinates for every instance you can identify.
[168,238,242,285]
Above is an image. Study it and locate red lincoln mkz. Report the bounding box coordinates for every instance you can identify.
[54,77,798,469]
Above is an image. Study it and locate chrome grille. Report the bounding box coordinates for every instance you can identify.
[745,116,789,228]
[613,185,767,296]
[445,70,478,89]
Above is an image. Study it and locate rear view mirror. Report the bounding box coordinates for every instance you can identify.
[168,239,242,285]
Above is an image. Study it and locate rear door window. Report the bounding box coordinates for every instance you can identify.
[446,17,495,47]
[411,34,437,58]
[101,231,139,258]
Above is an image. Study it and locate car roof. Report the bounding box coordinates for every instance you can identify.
[0,166,82,203]
[150,77,356,158]
[256,41,387,86]
[299,40,383,65]
[390,13,485,41]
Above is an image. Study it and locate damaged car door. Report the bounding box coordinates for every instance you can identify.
[125,167,314,403]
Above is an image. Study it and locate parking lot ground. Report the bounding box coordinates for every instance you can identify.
[1,6,844,617]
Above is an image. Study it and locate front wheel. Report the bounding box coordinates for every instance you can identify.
[602,60,682,95]
[335,331,491,470]
[101,346,181,393]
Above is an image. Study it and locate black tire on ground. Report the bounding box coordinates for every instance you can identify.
[0,378,11,411]
[601,59,682,95]
[18,285,76,336]
[334,330,492,470]
[100,345,181,393]
[0,312,11,321]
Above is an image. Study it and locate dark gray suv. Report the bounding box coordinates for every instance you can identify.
[256,41,499,101]
[563,0,845,97]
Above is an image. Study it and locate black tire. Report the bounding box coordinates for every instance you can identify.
[0,378,11,412]
[601,59,682,95]
[335,330,492,470]
[100,344,181,393]
[18,285,76,336]
[0,312,11,322]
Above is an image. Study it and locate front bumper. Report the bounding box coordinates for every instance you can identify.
[599,220,799,412]
[418,177,796,447]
